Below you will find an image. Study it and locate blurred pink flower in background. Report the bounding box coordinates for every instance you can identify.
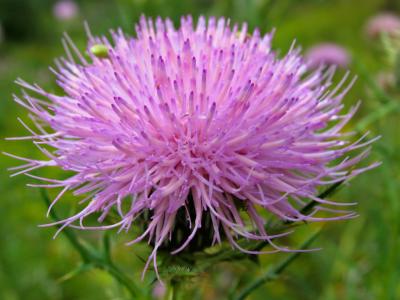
[305,43,350,69]
[365,13,400,38]
[53,0,78,21]
[152,281,166,299]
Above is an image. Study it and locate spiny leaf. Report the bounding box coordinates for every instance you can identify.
[161,263,201,278]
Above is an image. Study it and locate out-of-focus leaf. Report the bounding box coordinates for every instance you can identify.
[57,263,93,283]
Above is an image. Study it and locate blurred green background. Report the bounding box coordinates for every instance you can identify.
[1,0,399,299]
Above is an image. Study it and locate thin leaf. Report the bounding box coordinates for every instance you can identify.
[57,263,93,283]
[194,181,345,270]
[40,188,92,263]
[234,230,321,300]
[103,232,112,264]
[39,189,142,298]
[299,179,345,217]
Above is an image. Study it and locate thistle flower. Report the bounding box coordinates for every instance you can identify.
[7,16,378,277]
[53,0,78,21]
[365,12,400,39]
[305,43,350,69]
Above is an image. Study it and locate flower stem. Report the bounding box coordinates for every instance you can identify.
[234,230,321,300]
[40,189,141,299]
[164,279,179,300]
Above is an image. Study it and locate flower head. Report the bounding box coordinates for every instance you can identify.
[305,43,350,69]
[9,16,377,276]
[365,12,400,39]
[53,0,78,21]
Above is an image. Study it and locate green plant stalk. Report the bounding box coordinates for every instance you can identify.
[40,189,141,298]
[164,279,178,300]
[298,179,345,216]
[193,180,345,271]
[234,230,321,300]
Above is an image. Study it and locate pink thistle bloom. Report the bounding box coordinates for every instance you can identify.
[53,0,78,21]
[365,12,400,39]
[8,16,378,277]
[305,43,351,69]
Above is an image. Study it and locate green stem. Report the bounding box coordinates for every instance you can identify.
[40,189,92,263]
[252,180,344,252]
[234,231,320,300]
[195,181,345,271]
[97,260,140,298]
[164,279,178,300]
[299,180,345,216]
[40,189,141,298]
